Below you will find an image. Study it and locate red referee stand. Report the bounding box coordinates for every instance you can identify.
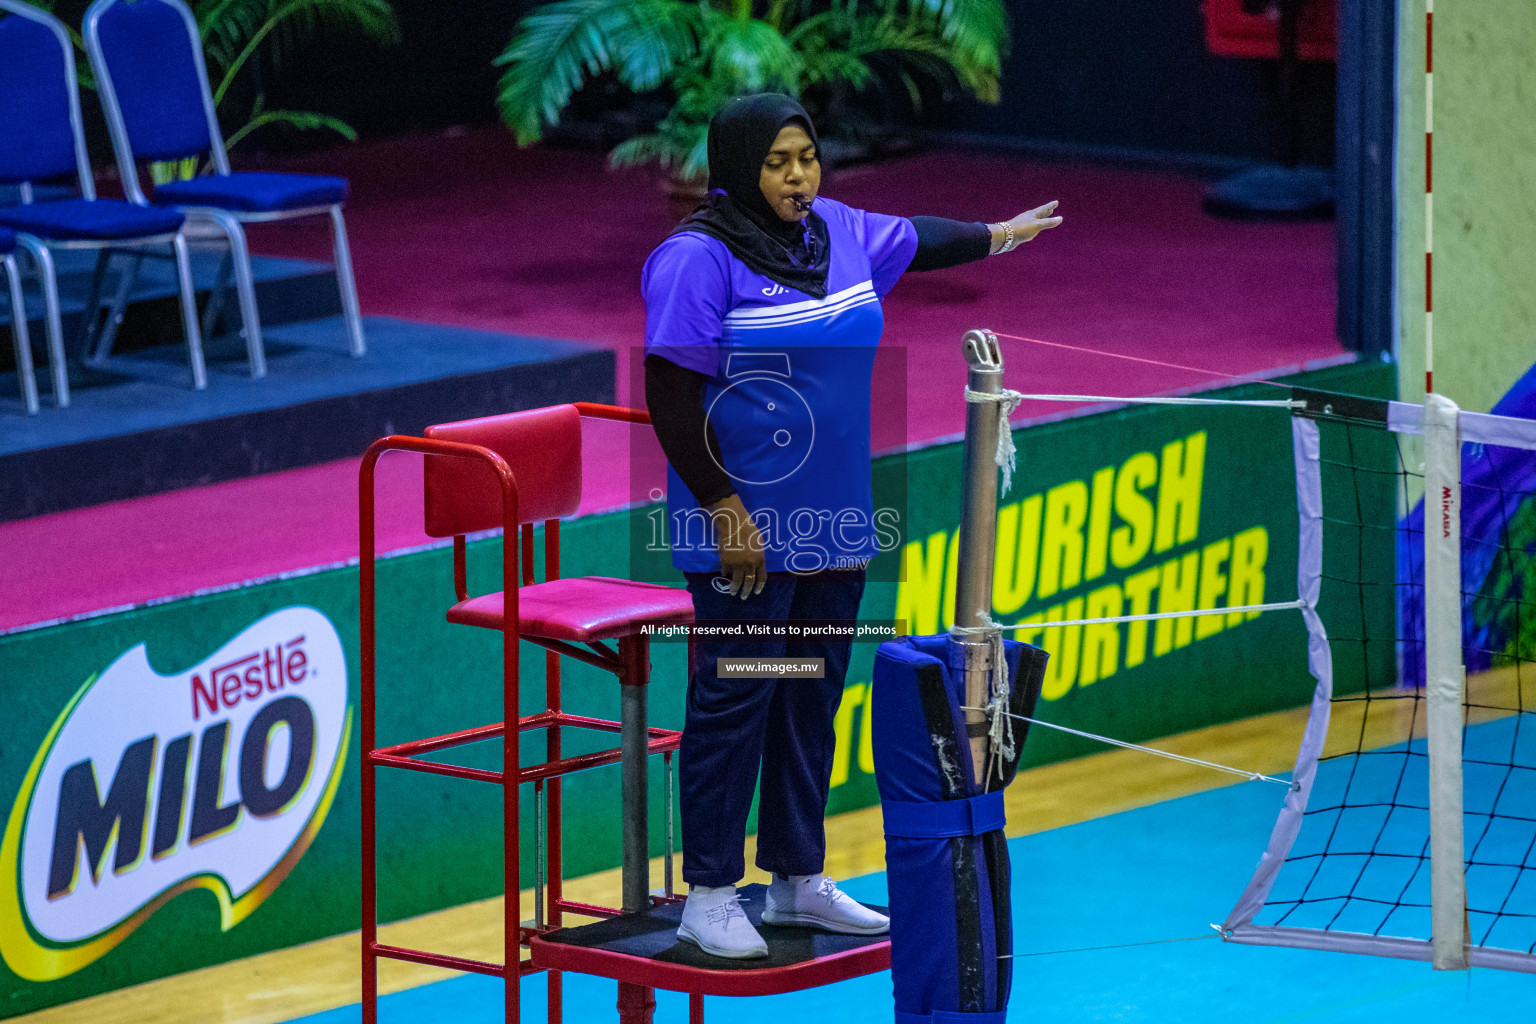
[358,403,892,1024]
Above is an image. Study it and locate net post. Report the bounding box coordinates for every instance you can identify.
[1423,392,1468,970]
[951,329,1004,782]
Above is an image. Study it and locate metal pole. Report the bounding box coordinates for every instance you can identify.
[950,329,1005,788]
[619,636,651,913]
[359,448,380,1024]
[663,751,675,897]
[534,781,546,929]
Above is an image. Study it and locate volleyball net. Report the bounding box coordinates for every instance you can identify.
[972,346,1536,973]
[1215,390,1536,972]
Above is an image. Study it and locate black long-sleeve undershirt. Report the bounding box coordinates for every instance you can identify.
[908,215,992,270]
[646,215,992,504]
[645,354,737,508]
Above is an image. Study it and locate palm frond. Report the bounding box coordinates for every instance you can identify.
[700,11,801,94]
[197,0,397,108]
[197,0,397,71]
[197,0,270,69]
[496,0,697,145]
[606,113,707,181]
[847,10,998,103]
[901,0,1007,68]
[798,49,875,91]
[606,0,701,92]
[224,107,358,150]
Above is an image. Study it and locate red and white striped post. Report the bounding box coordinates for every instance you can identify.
[1425,0,1434,394]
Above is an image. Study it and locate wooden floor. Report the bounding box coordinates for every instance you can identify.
[17,670,1529,1024]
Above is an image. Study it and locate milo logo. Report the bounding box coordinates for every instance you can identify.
[0,607,350,981]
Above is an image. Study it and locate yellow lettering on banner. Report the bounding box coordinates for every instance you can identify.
[1154,432,1207,553]
[1111,452,1157,569]
[1040,597,1085,701]
[1196,537,1232,639]
[1038,480,1089,599]
[1154,551,1201,655]
[940,530,960,631]
[829,683,867,788]
[1080,584,1123,686]
[1122,567,1159,668]
[1085,466,1115,582]
[993,495,1043,615]
[895,532,949,637]
[1228,526,1270,625]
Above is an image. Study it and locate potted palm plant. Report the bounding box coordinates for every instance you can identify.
[495,0,1008,188]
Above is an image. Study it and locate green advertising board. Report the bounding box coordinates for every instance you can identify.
[0,359,1393,1016]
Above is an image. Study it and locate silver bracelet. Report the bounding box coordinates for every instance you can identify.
[992,221,1016,255]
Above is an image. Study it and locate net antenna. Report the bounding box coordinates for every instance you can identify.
[1222,389,1536,974]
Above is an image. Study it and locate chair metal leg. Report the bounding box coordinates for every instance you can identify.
[3,255,39,415]
[329,205,366,358]
[87,251,145,367]
[171,233,207,390]
[200,209,265,379]
[16,236,68,408]
[201,249,233,341]
[80,249,112,361]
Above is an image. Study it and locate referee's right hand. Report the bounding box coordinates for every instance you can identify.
[708,494,767,599]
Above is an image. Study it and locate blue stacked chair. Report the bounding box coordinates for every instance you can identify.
[0,0,206,405]
[1,226,39,414]
[85,0,367,379]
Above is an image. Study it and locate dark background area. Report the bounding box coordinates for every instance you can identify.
[238,0,1333,167]
[938,0,1334,165]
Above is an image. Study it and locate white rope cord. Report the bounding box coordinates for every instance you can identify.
[1012,394,1305,409]
[1003,599,1306,632]
[960,706,1297,790]
[998,933,1218,959]
[950,623,1015,789]
[949,598,1303,785]
[964,386,1025,496]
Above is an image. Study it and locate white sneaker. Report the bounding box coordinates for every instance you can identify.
[761,874,890,935]
[677,885,769,959]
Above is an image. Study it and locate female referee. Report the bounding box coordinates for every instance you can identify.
[643,92,1061,958]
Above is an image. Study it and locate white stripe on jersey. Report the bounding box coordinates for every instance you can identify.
[723,281,877,330]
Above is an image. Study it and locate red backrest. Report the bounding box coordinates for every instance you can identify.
[422,405,582,537]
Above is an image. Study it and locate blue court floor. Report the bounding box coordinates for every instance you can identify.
[293,765,1532,1024]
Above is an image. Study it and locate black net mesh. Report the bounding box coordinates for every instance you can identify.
[1253,406,1536,961]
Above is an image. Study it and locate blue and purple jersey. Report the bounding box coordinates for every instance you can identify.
[643,196,918,573]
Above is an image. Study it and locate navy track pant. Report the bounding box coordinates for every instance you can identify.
[679,569,865,888]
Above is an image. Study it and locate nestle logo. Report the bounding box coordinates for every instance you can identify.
[6,608,349,983]
[191,635,308,720]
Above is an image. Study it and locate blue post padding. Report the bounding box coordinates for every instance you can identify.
[871,635,977,802]
[873,634,1045,1023]
[883,791,1006,838]
[896,1011,1009,1024]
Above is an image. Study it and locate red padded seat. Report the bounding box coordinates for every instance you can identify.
[448,577,695,642]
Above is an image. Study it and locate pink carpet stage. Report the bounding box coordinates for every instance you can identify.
[0,128,1341,634]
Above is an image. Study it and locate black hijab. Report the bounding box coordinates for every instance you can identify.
[673,94,832,299]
